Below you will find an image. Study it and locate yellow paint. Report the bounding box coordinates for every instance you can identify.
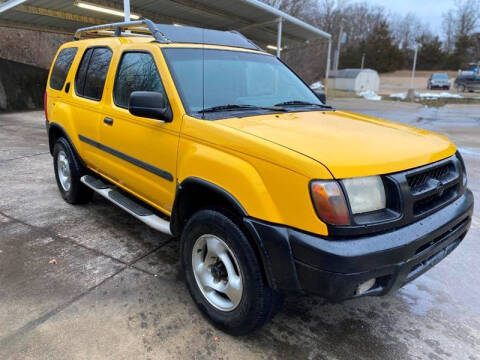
[46,37,456,236]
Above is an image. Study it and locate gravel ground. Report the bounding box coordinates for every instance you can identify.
[0,103,479,360]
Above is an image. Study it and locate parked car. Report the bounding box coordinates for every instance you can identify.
[427,72,451,90]
[45,20,473,335]
[454,72,480,92]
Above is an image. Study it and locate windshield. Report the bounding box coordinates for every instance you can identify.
[432,73,449,80]
[162,48,323,117]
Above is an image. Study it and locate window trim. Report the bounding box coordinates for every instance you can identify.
[112,50,171,111]
[74,45,113,102]
[49,47,78,91]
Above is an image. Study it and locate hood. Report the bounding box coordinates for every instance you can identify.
[217,110,456,179]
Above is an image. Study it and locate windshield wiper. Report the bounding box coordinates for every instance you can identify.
[199,104,287,113]
[274,101,332,109]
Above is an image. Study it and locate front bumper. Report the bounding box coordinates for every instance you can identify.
[244,189,473,301]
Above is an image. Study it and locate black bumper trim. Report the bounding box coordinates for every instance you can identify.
[244,189,473,301]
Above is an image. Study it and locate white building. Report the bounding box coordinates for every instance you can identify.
[329,69,380,92]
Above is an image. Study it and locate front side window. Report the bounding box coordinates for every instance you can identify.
[162,48,322,117]
[75,47,112,101]
[49,47,78,90]
[114,52,166,108]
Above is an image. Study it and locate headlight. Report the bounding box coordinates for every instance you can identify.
[310,181,350,225]
[342,176,386,214]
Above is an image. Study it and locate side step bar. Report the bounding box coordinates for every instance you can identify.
[81,175,172,236]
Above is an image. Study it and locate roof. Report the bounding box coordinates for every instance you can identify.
[0,0,330,49]
[329,68,378,79]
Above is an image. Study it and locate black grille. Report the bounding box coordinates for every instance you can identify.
[406,160,461,216]
[413,184,459,215]
[407,162,455,193]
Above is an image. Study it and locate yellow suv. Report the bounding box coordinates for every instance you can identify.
[45,20,473,335]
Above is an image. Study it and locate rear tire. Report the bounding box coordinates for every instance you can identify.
[53,137,93,204]
[458,84,466,92]
[181,209,282,335]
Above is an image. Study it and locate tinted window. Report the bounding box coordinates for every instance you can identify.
[75,48,92,96]
[75,47,112,101]
[114,52,166,108]
[50,47,77,90]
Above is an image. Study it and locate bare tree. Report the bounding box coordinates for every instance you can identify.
[261,0,317,18]
[443,0,479,39]
[390,13,430,50]
[454,0,479,37]
[443,10,457,52]
[441,0,479,66]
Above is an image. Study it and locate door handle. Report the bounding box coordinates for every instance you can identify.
[103,117,114,126]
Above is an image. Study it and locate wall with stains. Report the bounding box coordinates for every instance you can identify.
[0,27,70,70]
[0,27,69,111]
[0,58,48,111]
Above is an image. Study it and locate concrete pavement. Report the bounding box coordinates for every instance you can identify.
[0,103,479,359]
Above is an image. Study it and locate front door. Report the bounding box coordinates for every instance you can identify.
[96,46,179,215]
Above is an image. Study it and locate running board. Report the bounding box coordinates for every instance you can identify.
[80,175,172,236]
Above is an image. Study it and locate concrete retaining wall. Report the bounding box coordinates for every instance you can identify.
[0,27,70,70]
[0,27,70,111]
[0,58,48,111]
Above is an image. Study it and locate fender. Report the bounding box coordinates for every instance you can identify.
[173,177,246,215]
[48,122,87,168]
[171,177,247,236]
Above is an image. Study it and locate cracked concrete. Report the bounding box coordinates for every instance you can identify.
[0,102,479,359]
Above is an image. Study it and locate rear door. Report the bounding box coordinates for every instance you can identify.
[70,45,114,169]
[96,45,180,215]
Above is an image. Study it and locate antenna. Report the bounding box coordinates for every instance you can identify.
[202,27,205,120]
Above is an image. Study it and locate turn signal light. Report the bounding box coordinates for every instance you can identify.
[310,180,350,225]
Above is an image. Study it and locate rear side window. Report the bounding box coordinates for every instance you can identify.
[113,52,167,108]
[49,47,78,90]
[75,47,112,101]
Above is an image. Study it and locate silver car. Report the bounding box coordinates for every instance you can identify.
[427,73,451,90]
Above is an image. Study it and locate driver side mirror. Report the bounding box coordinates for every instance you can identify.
[128,91,172,122]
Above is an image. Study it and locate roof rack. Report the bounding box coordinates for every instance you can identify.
[74,19,169,43]
[73,19,262,51]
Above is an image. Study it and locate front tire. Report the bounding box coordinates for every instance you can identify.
[181,209,282,335]
[53,137,93,204]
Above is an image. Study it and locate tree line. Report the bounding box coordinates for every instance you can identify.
[262,0,480,82]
